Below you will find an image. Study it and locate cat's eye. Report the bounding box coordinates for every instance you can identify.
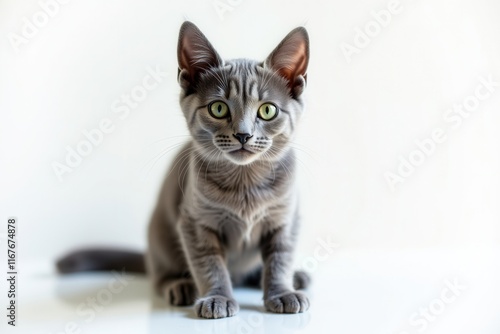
[258,103,278,121]
[208,101,229,119]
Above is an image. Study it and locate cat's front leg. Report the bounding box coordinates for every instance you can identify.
[261,226,310,313]
[178,217,238,319]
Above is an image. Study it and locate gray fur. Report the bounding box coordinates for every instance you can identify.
[146,21,310,319]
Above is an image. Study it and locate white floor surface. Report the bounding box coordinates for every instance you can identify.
[3,247,500,334]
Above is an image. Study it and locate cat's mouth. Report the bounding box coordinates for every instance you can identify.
[225,147,260,165]
[229,147,254,155]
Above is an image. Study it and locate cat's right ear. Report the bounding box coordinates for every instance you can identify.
[177,21,223,91]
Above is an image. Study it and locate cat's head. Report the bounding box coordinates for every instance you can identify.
[177,21,309,165]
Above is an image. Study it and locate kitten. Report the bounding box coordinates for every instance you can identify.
[58,21,311,319]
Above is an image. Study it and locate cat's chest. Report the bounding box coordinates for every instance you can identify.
[187,158,292,242]
[221,212,264,250]
[201,181,278,222]
[189,150,292,221]
[188,200,265,251]
[190,183,276,245]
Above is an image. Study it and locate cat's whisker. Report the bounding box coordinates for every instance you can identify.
[163,147,195,180]
[145,134,193,147]
[288,142,319,161]
[263,151,277,183]
[193,144,214,187]
[203,147,221,182]
[294,156,314,181]
[141,141,190,178]
[272,146,315,182]
[277,157,292,181]
[180,145,211,193]
[266,147,292,180]
[147,138,212,178]
[140,137,216,177]
[177,148,199,194]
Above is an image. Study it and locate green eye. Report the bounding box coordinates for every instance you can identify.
[258,103,278,121]
[209,101,229,119]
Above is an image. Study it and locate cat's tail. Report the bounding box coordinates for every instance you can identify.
[56,248,146,274]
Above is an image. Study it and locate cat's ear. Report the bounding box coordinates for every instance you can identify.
[265,27,309,97]
[177,21,223,91]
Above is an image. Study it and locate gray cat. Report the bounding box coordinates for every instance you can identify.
[58,21,311,319]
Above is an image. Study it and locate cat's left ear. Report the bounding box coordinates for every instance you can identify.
[265,27,309,97]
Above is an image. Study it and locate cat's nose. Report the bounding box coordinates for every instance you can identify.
[233,133,253,145]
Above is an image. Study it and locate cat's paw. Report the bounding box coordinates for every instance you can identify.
[293,270,311,290]
[163,279,197,306]
[195,295,239,319]
[265,291,310,313]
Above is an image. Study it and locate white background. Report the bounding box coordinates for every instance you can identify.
[1,0,500,333]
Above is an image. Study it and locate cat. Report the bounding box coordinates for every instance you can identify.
[57,21,311,319]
